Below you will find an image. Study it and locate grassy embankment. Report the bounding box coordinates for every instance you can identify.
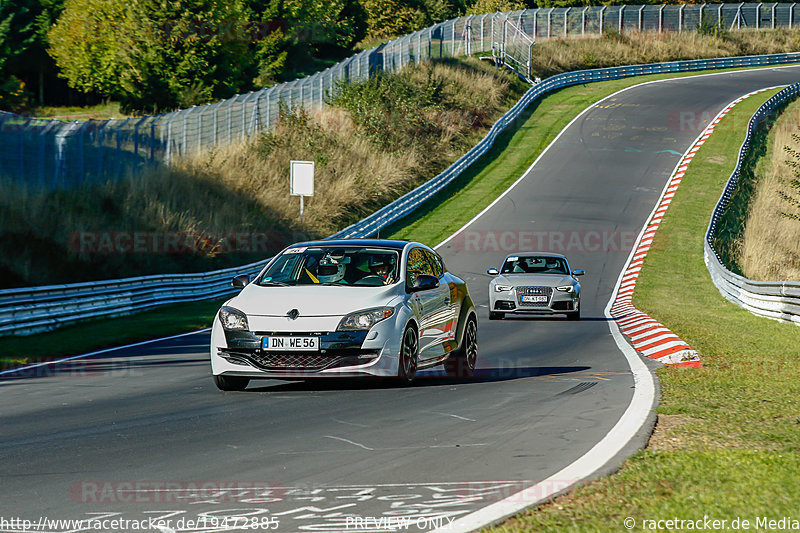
[490,89,800,531]
[738,98,800,280]
[5,28,800,367]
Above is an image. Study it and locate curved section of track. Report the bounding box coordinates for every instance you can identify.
[3,66,799,533]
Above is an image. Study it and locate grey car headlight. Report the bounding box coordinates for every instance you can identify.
[338,307,394,331]
[219,306,249,330]
[556,286,574,292]
[495,285,513,292]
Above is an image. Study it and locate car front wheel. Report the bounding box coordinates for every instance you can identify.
[213,374,250,391]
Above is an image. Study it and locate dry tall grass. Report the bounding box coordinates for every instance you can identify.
[0,58,523,288]
[740,99,800,281]
[531,29,800,78]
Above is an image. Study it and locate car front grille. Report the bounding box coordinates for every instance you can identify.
[251,352,335,370]
[517,286,553,307]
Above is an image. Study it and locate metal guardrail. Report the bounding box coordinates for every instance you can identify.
[2,3,799,189]
[3,52,800,337]
[704,83,800,326]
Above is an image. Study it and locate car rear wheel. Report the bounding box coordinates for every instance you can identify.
[213,374,250,391]
[398,325,418,383]
[489,311,504,320]
[445,316,477,378]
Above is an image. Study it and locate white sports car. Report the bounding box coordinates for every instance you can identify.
[487,252,584,320]
[210,239,478,390]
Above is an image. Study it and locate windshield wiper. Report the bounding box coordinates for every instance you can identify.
[260,281,291,287]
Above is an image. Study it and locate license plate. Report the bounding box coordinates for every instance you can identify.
[521,295,548,303]
[262,336,320,351]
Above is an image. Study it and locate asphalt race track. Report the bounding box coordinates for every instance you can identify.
[3,66,800,533]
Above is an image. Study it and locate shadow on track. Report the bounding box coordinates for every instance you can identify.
[245,365,592,393]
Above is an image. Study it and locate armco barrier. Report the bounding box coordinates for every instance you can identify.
[704,83,800,326]
[3,53,800,336]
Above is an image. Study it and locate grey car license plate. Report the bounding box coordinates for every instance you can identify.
[520,295,548,303]
[262,336,320,351]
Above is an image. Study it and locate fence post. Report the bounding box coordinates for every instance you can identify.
[792,3,796,29]
[600,6,607,34]
[582,7,588,36]
[756,3,760,29]
[149,116,157,165]
[639,5,645,31]
[738,3,744,30]
[679,4,685,32]
[532,9,537,39]
[166,116,173,164]
[619,5,624,32]
[719,4,724,27]
[659,4,665,32]
[545,8,551,38]
[772,3,776,28]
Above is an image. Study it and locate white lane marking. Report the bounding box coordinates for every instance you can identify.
[332,418,370,428]
[0,328,211,377]
[324,435,375,450]
[431,411,477,422]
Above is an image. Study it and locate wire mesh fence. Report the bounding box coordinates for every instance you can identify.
[2,3,798,190]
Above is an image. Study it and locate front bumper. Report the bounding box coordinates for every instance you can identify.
[210,316,401,378]
[490,286,579,315]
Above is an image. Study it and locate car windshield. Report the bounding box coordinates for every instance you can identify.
[258,246,400,286]
[501,255,568,275]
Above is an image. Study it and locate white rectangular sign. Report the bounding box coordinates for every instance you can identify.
[290,160,314,196]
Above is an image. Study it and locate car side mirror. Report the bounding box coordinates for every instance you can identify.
[232,274,250,289]
[487,268,499,275]
[572,269,585,277]
[409,274,439,292]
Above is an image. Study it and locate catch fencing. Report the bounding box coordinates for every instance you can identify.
[2,3,800,189]
[705,82,800,326]
[3,52,800,336]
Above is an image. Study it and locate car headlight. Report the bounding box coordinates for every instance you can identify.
[495,285,513,292]
[556,286,574,292]
[338,307,394,331]
[218,306,249,330]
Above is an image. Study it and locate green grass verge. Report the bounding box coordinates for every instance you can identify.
[491,88,800,531]
[3,64,796,368]
[26,101,127,121]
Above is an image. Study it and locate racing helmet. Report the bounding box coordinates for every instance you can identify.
[317,256,346,283]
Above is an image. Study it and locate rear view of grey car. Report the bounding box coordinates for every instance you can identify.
[487,252,584,320]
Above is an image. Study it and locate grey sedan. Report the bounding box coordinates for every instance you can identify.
[487,252,584,320]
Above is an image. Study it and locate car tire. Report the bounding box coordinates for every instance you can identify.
[398,325,418,384]
[445,316,477,378]
[213,374,250,391]
[489,311,504,320]
[566,305,581,321]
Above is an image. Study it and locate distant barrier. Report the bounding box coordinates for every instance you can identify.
[4,52,800,336]
[2,3,800,189]
[704,82,800,325]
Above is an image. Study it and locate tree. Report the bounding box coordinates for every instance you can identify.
[48,0,257,112]
[0,0,36,110]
